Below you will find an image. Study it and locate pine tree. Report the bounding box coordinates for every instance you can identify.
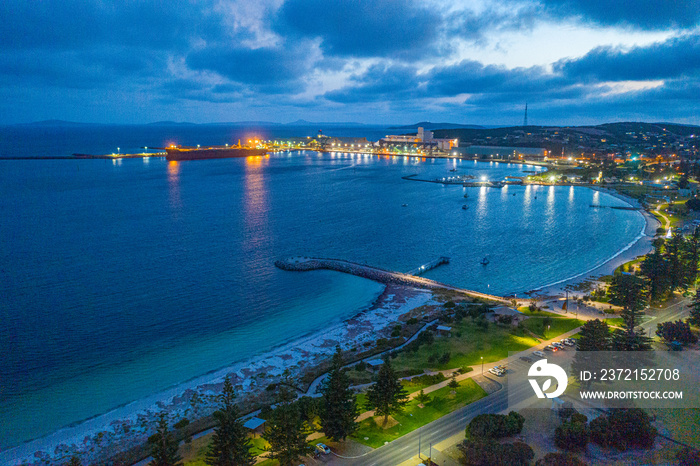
[685,227,700,286]
[263,401,311,466]
[66,457,82,466]
[364,357,408,425]
[206,377,254,466]
[608,273,649,312]
[606,273,652,351]
[415,389,431,404]
[448,374,460,390]
[689,289,700,327]
[640,250,671,302]
[576,319,611,351]
[664,233,689,291]
[319,346,358,441]
[149,413,182,466]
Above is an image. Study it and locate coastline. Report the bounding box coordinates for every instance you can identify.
[533,186,660,297]
[1,285,435,465]
[2,187,660,465]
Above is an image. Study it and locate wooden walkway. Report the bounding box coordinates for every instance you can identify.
[407,256,450,276]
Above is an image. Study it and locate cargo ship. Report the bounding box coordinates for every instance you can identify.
[165,145,267,161]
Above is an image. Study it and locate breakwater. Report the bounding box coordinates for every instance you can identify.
[275,256,511,304]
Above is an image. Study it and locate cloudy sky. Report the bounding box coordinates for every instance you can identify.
[1,0,698,125]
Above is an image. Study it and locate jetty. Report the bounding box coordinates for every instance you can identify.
[407,256,450,276]
[589,204,640,211]
[275,256,511,304]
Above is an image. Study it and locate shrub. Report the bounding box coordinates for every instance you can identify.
[407,373,446,386]
[555,420,589,452]
[535,452,587,466]
[590,409,657,450]
[355,361,366,371]
[173,418,189,430]
[459,439,533,466]
[468,412,525,439]
[438,351,451,365]
[677,447,700,466]
[407,317,419,325]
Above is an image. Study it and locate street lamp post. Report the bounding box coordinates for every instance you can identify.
[481,356,484,375]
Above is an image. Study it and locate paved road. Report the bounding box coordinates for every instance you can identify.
[331,298,691,466]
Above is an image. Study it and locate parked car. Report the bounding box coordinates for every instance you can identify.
[520,356,532,363]
[533,351,545,358]
[552,342,564,348]
[316,443,331,454]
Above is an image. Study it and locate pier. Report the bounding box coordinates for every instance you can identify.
[407,256,450,276]
[275,256,511,304]
[590,204,640,211]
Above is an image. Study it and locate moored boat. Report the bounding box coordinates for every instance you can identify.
[165,145,267,161]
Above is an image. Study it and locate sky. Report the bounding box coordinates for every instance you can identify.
[1,0,698,126]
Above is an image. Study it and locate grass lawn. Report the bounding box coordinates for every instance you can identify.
[392,316,583,374]
[391,320,541,373]
[517,307,561,317]
[352,379,487,448]
[605,316,651,328]
[401,373,448,393]
[521,317,585,339]
[182,433,271,465]
[652,408,700,448]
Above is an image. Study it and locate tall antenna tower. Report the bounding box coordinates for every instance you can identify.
[523,103,528,127]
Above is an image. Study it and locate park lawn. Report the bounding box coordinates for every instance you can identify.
[401,374,449,393]
[182,433,270,465]
[605,316,651,328]
[652,408,700,448]
[352,379,487,448]
[517,307,561,317]
[391,320,541,373]
[180,432,212,465]
[521,317,585,339]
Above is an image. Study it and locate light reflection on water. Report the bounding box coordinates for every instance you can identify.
[0,153,646,449]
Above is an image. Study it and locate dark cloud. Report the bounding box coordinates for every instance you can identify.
[0,47,165,89]
[274,0,441,58]
[540,0,700,30]
[325,64,423,103]
[0,1,225,51]
[555,33,700,81]
[185,42,314,93]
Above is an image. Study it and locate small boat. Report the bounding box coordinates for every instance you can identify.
[512,193,516,196]
[464,193,469,199]
[462,205,468,210]
[402,203,408,207]
[481,256,490,265]
[449,168,458,172]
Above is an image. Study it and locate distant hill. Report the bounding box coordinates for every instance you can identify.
[16,120,104,127]
[147,121,198,126]
[285,119,371,127]
[389,122,485,130]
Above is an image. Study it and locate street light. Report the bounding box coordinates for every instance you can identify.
[481,356,484,375]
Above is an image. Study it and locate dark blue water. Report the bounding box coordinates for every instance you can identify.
[0,126,645,450]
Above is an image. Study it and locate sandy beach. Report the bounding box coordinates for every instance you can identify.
[1,186,661,466]
[1,285,435,465]
[532,186,660,298]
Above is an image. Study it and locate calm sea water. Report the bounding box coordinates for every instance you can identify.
[0,125,645,449]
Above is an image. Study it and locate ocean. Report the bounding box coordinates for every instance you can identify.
[0,124,645,450]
